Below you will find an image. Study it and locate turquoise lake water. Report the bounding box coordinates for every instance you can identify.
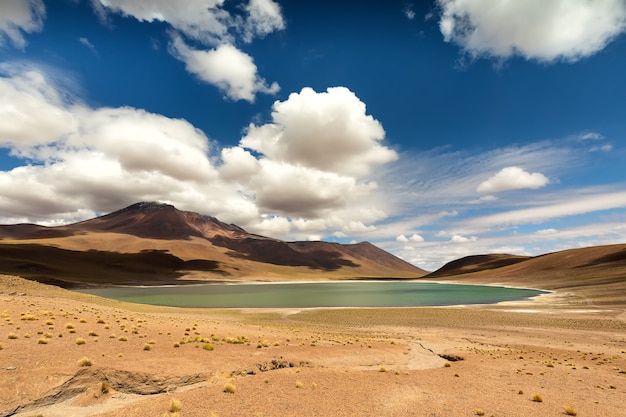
[76,281,547,308]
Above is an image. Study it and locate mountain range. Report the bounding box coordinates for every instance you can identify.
[0,202,425,287]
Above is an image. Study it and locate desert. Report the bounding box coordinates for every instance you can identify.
[1,204,625,417]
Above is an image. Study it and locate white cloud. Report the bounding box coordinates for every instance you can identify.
[437,0,626,62]
[78,37,97,53]
[403,3,416,20]
[241,0,285,42]
[450,234,477,243]
[590,144,613,152]
[241,87,397,177]
[0,0,45,49]
[94,0,285,102]
[170,36,279,102]
[536,228,558,235]
[471,191,626,228]
[93,0,231,45]
[0,68,397,242]
[398,233,424,243]
[477,167,549,193]
[580,132,604,140]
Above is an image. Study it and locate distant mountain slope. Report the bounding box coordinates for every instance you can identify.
[425,244,626,305]
[0,202,425,287]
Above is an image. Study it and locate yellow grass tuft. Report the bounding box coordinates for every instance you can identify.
[75,337,86,345]
[532,393,543,402]
[77,356,93,367]
[295,380,304,388]
[7,333,18,339]
[563,405,577,416]
[223,383,236,394]
[169,398,182,412]
[37,338,48,344]
[143,343,152,351]
[475,409,485,416]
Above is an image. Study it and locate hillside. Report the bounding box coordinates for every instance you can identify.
[0,202,426,287]
[425,245,626,305]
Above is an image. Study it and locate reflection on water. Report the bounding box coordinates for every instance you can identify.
[76,281,548,308]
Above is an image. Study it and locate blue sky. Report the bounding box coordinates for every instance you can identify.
[1,0,626,271]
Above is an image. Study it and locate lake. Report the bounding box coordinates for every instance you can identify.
[75,281,548,308]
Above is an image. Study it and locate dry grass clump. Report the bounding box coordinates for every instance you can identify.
[20,312,37,321]
[65,323,75,330]
[563,405,577,416]
[7,333,18,339]
[169,398,182,412]
[88,330,98,337]
[77,356,93,367]
[295,380,304,388]
[143,343,152,351]
[119,336,128,342]
[223,383,236,394]
[475,409,485,416]
[202,343,214,351]
[37,338,48,344]
[75,337,86,345]
[531,393,543,402]
[0,343,3,350]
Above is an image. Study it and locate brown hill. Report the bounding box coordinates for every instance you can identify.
[0,202,425,287]
[425,244,626,305]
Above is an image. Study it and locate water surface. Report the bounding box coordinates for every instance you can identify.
[76,281,547,308]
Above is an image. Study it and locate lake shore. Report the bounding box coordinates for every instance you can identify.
[1,274,624,417]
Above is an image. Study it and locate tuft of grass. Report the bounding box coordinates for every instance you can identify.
[143,343,152,351]
[0,342,3,350]
[295,380,304,388]
[169,398,182,413]
[65,323,75,330]
[118,336,127,342]
[77,356,93,367]
[532,393,543,402]
[37,338,48,344]
[20,312,37,321]
[7,333,18,339]
[202,343,214,351]
[475,409,485,416]
[223,383,236,394]
[88,331,98,337]
[444,362,451,367]
[75,337,86,345]
[563,405,577,416]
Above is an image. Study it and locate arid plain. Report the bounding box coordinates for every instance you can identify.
[1,272,625,417]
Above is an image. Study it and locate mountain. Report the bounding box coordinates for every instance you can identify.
[425,245,626,305]
[0,202,426,287]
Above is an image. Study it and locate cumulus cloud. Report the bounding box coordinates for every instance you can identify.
[580,132,604,140]
[92,0,231,45]
[477,167,549,193]
[241,0,285,42]
[403,3,416,20]
[0,68,396,241]
[450,234,477,243]
[170,36,279,102]
[437,0,626,62]
[397,233,424,243]
[0,0,45,49]
[94,0,284,101]
[241,87,398,177]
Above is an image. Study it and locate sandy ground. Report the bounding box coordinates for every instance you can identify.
[0,275,624,417]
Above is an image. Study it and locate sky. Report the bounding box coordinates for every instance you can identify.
[1,0,626,271]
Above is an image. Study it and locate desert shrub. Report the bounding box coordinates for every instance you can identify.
[143,343,152,351]
[96,318,105,324]
[75,337,86,345]
[38,338,48,344]
[77,356,92,367]
[223,383,236,394]
[7,333,18,339]
[532,393,543,402]
[88,331,98,337]
[295,381,304,388]
[101,382,111,394]
[202,343,214,351]
[563,405,577,416]
[65,323,75,329]
[475,409,485,416]
[119,336,128,342]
